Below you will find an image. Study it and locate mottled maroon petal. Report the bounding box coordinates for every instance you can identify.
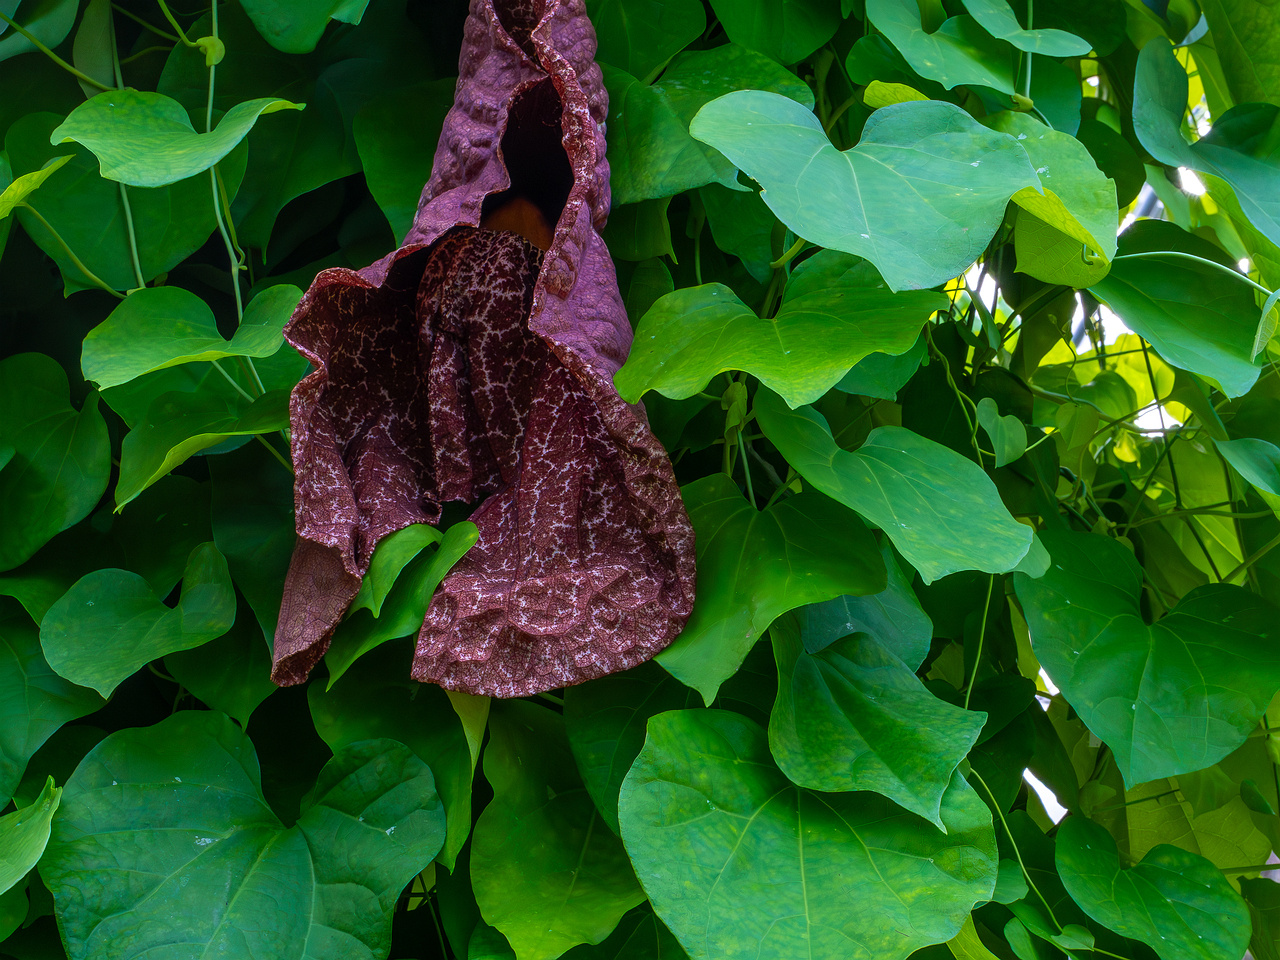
[271,0,695,696]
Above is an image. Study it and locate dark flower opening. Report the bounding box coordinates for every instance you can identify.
[271,0,696,697]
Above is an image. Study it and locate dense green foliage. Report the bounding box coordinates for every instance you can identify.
[2,0,1280,958]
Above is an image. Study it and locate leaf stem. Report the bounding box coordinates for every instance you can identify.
[210,359,255,403]
[17,203,124,298]
[770,236,806,270]
[1113,250,1273,299]
[963,575,996,710]
[154,0,197,46]
[967,767,1062,931]
[1090,787,1179,814]
[255,433,293,473]
[1220,531,1280,583]
[111,4,179,42]
[117,183,146,290]
[0,10,115,91]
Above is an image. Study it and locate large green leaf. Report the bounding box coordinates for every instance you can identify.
[864,0,1017,94]
[0,608,101,804]
[690,92,1041,291]
[471,701,645,960]
[770,617,986,828]
[985,112,1118,287]
[756,389,1034,582]
[39,712,446,960]
[564,907,690,960]
[1199,0,1280,106]
[51,90,303,188]
[587,0,706,82]
[323,520,479,687]
[605,44,814,205]
[616,251,947,407]
[654,474,885,704]
[794,538,933,668]
[239,0,370,54]
[1089,222,1264,400]
[1055,816,1249,960]
[309,641,479,871]
[39,542,236,697]
[1134,39,1280,249]
[959,0,1090,55]
[0,776,59,896]
[5,112,248,294]
[82,285,302,389]
[0,354,110,573]
[116,387,290,508]
[565,661,697,835]
[706,0,842,65]
[1013,529,1280,786]
[619,710,998,960]
[0,0,76,63]
[352,79,454,243]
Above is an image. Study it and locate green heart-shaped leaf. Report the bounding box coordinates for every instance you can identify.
[706,0,842,64]
[51,90,303,187]
[1013,529,1280,785]
[977,397,1028,468]
[0,153,69,219]
[690,91,1041,291]
[1056,816,1249,960]
[40,542,236,697]
[619,709,998,960]
[865,0,1016,93]
[770,616,987,827]
[655,473,886,704]
[82,285,302,390]
[616,250,947,407]
[0,353,110,573]
[39,712,446,960]
[472,701,645,960]
[588,0,706,82]
[310,642,479,871]
[756,389,1033,582]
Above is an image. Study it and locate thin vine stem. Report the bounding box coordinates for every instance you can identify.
[111,3,179,41]
[966,767,1062,932]
[117,184,146,289]
[963,575,995,710]
[1114,250,1273,299]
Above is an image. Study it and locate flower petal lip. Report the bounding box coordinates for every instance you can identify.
[270,0,696,697]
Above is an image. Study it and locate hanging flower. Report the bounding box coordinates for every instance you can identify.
[270,0,696,697]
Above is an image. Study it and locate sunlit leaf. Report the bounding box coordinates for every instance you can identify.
[0,776,59,896]
[959,0,1090,55]
[865,0,1016,94]
[239,0,370,54]
[82,285,301,389]
[690,91,1041,291]
[617,251,946,407]
[756,389,1033,582]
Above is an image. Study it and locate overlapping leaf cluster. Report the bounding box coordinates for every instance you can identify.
[1,0,1280,959]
